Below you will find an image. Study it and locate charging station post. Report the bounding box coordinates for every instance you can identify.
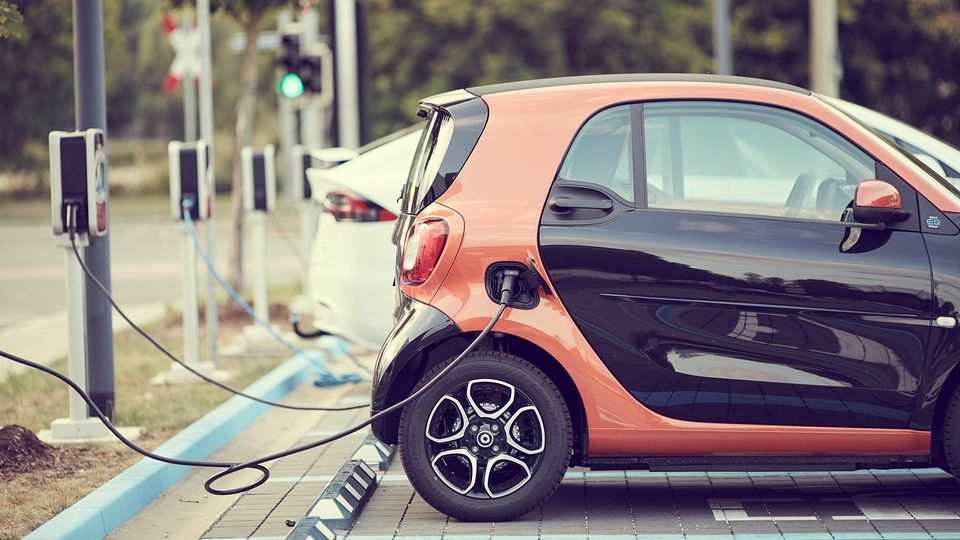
[44,130,142,443]
[156,140,230,385]
[242,145,277,327]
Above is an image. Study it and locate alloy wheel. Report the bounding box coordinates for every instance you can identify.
[425,378,545,499]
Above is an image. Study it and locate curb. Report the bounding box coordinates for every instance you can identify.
[286,436,396,539]
[27,352,318,540]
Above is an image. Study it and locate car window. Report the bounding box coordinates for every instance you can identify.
[643,101,875,222]
[557,105,634,202]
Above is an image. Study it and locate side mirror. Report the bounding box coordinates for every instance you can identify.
[852,179,909,224]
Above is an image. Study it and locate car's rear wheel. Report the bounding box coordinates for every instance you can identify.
[398,351,572,521]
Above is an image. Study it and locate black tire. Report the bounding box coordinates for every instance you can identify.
[398,351,572,521]
[942,385,960,476]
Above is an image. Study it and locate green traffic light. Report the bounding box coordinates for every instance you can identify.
[279,72,304,98]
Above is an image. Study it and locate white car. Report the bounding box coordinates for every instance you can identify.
[828,97,960,185]
[303,128,420,352]
[301,100,960,353]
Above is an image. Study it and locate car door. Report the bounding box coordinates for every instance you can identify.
[538,100,934,429]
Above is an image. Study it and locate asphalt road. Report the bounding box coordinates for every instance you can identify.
[0,212,306,329]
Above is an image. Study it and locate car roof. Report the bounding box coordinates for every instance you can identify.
[466,73,809,97]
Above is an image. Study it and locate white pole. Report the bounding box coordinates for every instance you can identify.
[299,5,324,302]
[197,0,219,363]
[810,0,840,97]
[251,212,269,323]
[181,225,201,367]
[65,245,89,423]
[334,0,360,148]
[182,10,197,143]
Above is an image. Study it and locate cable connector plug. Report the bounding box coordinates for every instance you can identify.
[499,269,520,304]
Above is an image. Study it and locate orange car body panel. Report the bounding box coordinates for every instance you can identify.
[402,81,939,457]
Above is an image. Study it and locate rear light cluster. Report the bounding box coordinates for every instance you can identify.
[322,190,397,222]
[401,218,448,286]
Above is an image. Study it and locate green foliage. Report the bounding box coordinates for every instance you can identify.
[0,0,24,40]
[3,0,960,165]
[0,0,76,165]
[366,0,714,137]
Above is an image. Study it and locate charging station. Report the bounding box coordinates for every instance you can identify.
[155,140,228,385]
[168,140,211,221]
[242,146,276,328]
[45,130,141,443]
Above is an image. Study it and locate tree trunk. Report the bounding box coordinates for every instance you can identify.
[228,12,263,292]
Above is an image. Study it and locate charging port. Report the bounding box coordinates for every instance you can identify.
[485,262,539,309]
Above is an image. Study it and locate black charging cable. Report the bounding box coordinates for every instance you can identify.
[0,266,518,495]
[64,202,365,413]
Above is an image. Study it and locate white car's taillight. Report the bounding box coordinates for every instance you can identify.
[401,218,448,286]
[323,190,397,222]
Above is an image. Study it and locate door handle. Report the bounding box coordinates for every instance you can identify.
[548,196,613,211]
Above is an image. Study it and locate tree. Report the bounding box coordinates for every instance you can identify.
[0,1,24,40]
[172,0,293,291]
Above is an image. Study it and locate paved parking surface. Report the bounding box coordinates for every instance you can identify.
[345,462,960,539]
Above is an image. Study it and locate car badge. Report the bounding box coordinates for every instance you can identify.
[927,216,942,229]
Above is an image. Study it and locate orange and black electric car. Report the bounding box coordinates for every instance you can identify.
[369,74,960,521]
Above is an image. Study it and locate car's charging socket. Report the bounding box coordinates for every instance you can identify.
[485,262,539,308]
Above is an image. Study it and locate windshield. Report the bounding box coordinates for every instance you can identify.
[817,94,960,202]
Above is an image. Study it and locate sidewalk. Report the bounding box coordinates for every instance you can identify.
[106,378,371,540]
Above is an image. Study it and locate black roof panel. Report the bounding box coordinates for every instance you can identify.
[466,73,809,97]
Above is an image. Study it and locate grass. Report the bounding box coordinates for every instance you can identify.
[0,303,293,538]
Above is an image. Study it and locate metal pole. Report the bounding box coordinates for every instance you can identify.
[251,212,269,323]
[197,0,219,363]
[183,10,198,143]
[181,226,201,367]
[713,0,733,76]
[278,9,296,204]
[299,6,324,302]
[65,245,89,423]
[72,0,114,419]
[810,0,840,96]
[333,0,361,148]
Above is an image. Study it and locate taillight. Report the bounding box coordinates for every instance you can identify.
[401,218,448,286]
[323,190,397,222]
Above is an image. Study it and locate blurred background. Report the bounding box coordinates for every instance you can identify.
[1,0,959,199]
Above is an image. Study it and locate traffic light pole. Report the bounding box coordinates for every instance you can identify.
[278,8,297,205]
[72,0,115,419]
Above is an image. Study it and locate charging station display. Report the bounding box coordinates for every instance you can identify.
[169,140,211,221]
[49,129,108,237]
[242,145,276,213]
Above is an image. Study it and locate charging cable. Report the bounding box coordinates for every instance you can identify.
[181,199,369,380]
[0,267,519,495]
[64,202,364,413]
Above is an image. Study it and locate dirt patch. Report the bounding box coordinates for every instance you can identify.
[0,425,135,483]
[0,425,56,476]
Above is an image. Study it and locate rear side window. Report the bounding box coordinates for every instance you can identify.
[400,98,488,215]
[557,105,635,202]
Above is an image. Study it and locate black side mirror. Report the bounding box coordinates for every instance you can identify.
[852,179,910,224]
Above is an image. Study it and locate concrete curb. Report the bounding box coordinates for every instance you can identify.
[286,436,396,539]
[27,352,316,540]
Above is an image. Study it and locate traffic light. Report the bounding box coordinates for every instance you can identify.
[277,32,323,98]
[277,32,304,99]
